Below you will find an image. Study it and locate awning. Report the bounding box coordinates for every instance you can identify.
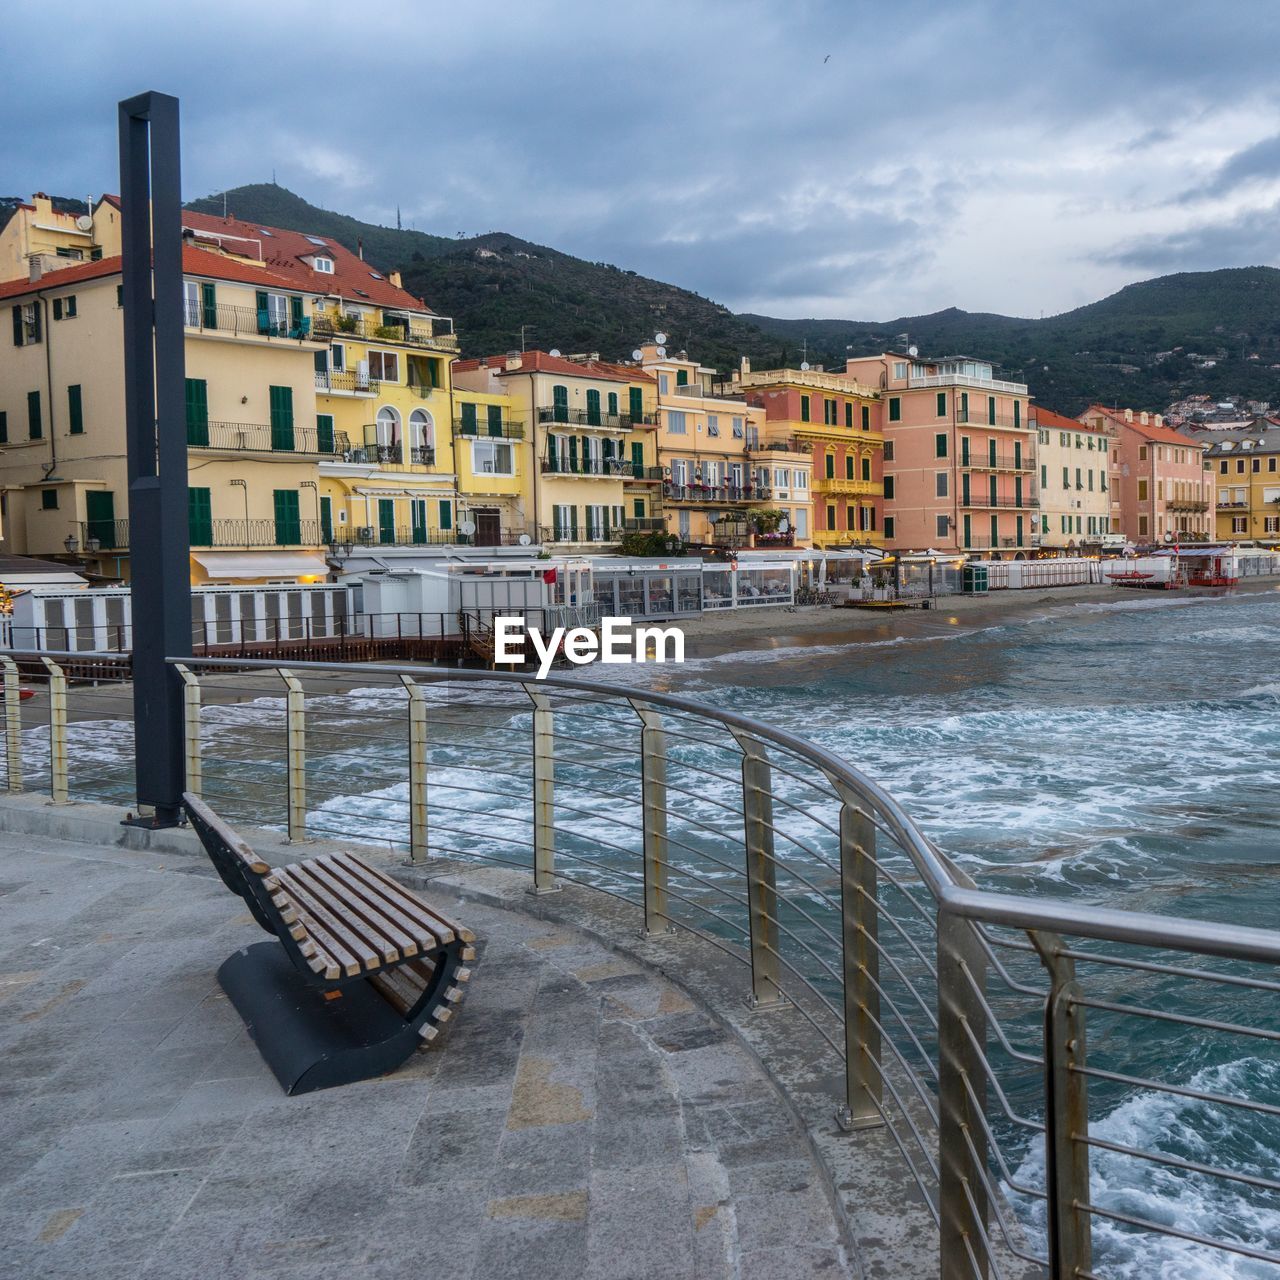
[0,572,88,588]
[190,551,329,581]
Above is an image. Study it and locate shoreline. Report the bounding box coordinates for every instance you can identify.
[671,577,1280,658]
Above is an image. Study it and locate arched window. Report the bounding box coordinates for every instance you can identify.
[376,406,402,459]
[409,409,434,464]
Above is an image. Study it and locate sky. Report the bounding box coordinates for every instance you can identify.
[5,0,1280,322]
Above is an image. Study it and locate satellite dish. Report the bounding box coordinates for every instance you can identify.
[654,332,668,345]
[800,361,810,371]
[655,346,666,358]
[908,345,919,357]
[76,214,92,231]
[632,349,643,361]
[460,519,476,536]
[549,348,561,357]
[518,533,532,546]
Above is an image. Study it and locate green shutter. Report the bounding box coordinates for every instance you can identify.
[988,395,996,426]
[487,403,503,436]
[439,500,452,530]
[67,385,83,435]
[269,385,295,451]
[27,390,41,440]
[800,395,810,422]
[607,391,618,419]
[861,405,870,430]
[825,453,835,479]
[676,369,688,386]
[586,389,601,425]
[290,295,303,333]
[1014,401,1021,428]
[185,378,209,446]
[53,298,62,321]
[937,392,946,417]
[12,305,22,347]
[845,454,853,480]
[378,498,396,544]
[273,489,301,544]
[85,491,116,548]
[460,402,478,435]
[316,413,335,453]
[320,495,333,543]
[631,441,644,478]
[188,487,213,546]
[256,290,270,335]
[552,385,569,423]
[411,499,428,544]
[0,411,7,444]
[962,473,970,505]
[568,436,578,472]
[629,386,644,422]
[889,398,901,423]
[845,402,853,428]
[201,282,217,329]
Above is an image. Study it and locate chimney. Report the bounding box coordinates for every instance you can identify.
[740,356,751,375]
[28,257,43,283]
[389,270,402,288]
[505,353,522,371]
[1139,411,1149,425]
[357,238,364,260]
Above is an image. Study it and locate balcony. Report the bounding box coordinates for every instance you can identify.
[315,370,380,396]
[190,519,325,549]
[960,450,1035,472]
[333,526,531,550]
[408,445,435,466]
[814,477,882,497]
[540,458,632,478]
[1217,499,1248,509]
[1170,499,1211,512]
[539,525,622,545]
[187,420,350,458]
[184,301,316,343]
[956,410,1029,431]
[77,520,130,553]
[538,408,655,430]
[909,372,1028,395]
[663,482,772,504]
[754,530,797,548]
[312,311,459,353]
[453,417,526,440]
[624,466,665,484]
[623,517,667,533]
[961,495,1040,510]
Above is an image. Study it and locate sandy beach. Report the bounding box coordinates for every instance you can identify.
[675,577,1280,657]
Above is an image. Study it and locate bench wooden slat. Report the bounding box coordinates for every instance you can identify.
[334,852,474,944]
[306,856,431,956]
[286,861,406,966]
[273,867,380,975]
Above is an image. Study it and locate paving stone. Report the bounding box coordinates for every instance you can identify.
[401,1104,509,1187]
[586,1164,694,1280]
[491,1119,592,1197]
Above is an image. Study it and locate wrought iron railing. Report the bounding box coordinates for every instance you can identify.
[315,370,380,395]
[311,310,459,352]
[4,656,1279,1279]
[187,420,350,456]
[453,417,526,440]
[538,408,656,429]
[184,301,315,342]
[77,519,130,552]
[190,518,325,548]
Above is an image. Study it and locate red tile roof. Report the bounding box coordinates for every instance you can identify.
[0,246,315,301]
[1082,404,1206,449]
[454,351,653,383]
[1033,406,1103,433]
[182,209,430,312]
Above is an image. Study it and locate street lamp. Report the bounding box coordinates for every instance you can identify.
[85,535,102,554]
[64,535,78,555]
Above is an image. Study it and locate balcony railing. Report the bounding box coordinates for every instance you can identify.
[187,420,350,457]
[956,410,1028,430]
[961,494,1039,509]
[622,517,667,532]
[311,311,459,353]
[184,301,315,342]
[960,450,1035,471]
[539,525,622,544]
[538,408,655,429]
[662,482,772,503]
[315,370,380,395]
[333,526,529,549]
[814,476,882,496]
[453,417,526,440]
[190,519,325,549]
[540,458,632,477]
[1170,499,1211,512]
[77,520,130,553]
[909,371,1029,394]
[625,466,665,483]
[343,443,403,466]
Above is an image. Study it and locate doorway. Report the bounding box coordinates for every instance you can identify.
[474,508,502,547]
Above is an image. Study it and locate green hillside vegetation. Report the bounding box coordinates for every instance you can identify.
[185,185,1280,415]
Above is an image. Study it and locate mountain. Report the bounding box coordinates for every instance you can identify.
[186,185,1280,414]
[185,184,787,370]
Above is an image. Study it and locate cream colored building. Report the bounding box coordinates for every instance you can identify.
[0,193,112,284]
[1031,406,1114,551]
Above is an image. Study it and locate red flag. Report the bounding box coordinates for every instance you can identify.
[543,568,558,586]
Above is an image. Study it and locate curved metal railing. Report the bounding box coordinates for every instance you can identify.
[5,650,1280,1279]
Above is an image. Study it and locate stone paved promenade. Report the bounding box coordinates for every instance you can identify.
[0,830,852,1279]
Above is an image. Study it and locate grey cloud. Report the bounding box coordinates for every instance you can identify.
[1179,134,1280,203]
[1098,202,1280,272]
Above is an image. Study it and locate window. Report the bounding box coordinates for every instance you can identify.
[883,476,895,499]
[439,500,453,531]
[883,515,895,539]
[844,454,854,480]
[12,302,41,347]
[800,395,810,422]
[1237,459,1246,474]
[330,342,346,372]
[861,405,870,431]
[1041,464,1047,488]
[27,390,41,440]
[732,417,744,438]
[936,392,947,417]
[312,256,334,274]
[1138,515,1149,536]
[270,385,295,451]
[185,378,209,446]
[935,433,948,458]
[586,388,602,425]
[368,350,399,382]
[273,490,301,544]
[317,413,335,454]
[936,473,949,498]
[936,515,950,538]
[667,411,687,434]
[675,368,688,387]
[825,452,835,479]
[707,414,720,437]
[0,411,6,444]
[188,487,212,545]
[472,440,514,475]
[883,441,894,461]
[629,386,644,422]
[52,295,77,320]
[67,385,83,435]
[825,398,837,425]
[658,374,669,396]
[826,504,837,531]
[988,396,996,426]
[1254,458,1262,473]
[1139,445,1148,461]
[888,397,902,423]
[1232,516,1247,534]
[860,456,871,482]
[892,361,908,379]
[1137,479,1149,501]
[845,402,853,428]
[116,284,124,308]
[1063,466,1070,487]
[41,488,58,510]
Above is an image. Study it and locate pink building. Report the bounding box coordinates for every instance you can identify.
[1079,406,1213,546]
[843,352,1035,555]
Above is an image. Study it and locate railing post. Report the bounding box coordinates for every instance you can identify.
[523,683,559,894]
[628,700,674,937]
[173,663,202,800]
[730,729,785,1009]
[40,657,69,805]
[1,656,23,793]
[278,668,306,842]
[1033,933,1092,1279]
[937,907,989,1279]
[833,788,883,1131]
[400,675,429,864]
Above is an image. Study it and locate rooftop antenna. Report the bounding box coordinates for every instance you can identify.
[396,205,402,231]
[520,323,535,352]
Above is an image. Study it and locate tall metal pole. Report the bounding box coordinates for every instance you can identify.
[119,91,189,827]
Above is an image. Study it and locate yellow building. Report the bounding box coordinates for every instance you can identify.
[1203,423,1280,543]
[452,381,532,546]
[180,211,462,551]
[453,351,658,550]
[635,343,811,549]
[0,193,112,284]
[1031,406,1114,552]
[0,247,335,583]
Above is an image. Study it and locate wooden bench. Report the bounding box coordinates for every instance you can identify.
[184,792,475,1095]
